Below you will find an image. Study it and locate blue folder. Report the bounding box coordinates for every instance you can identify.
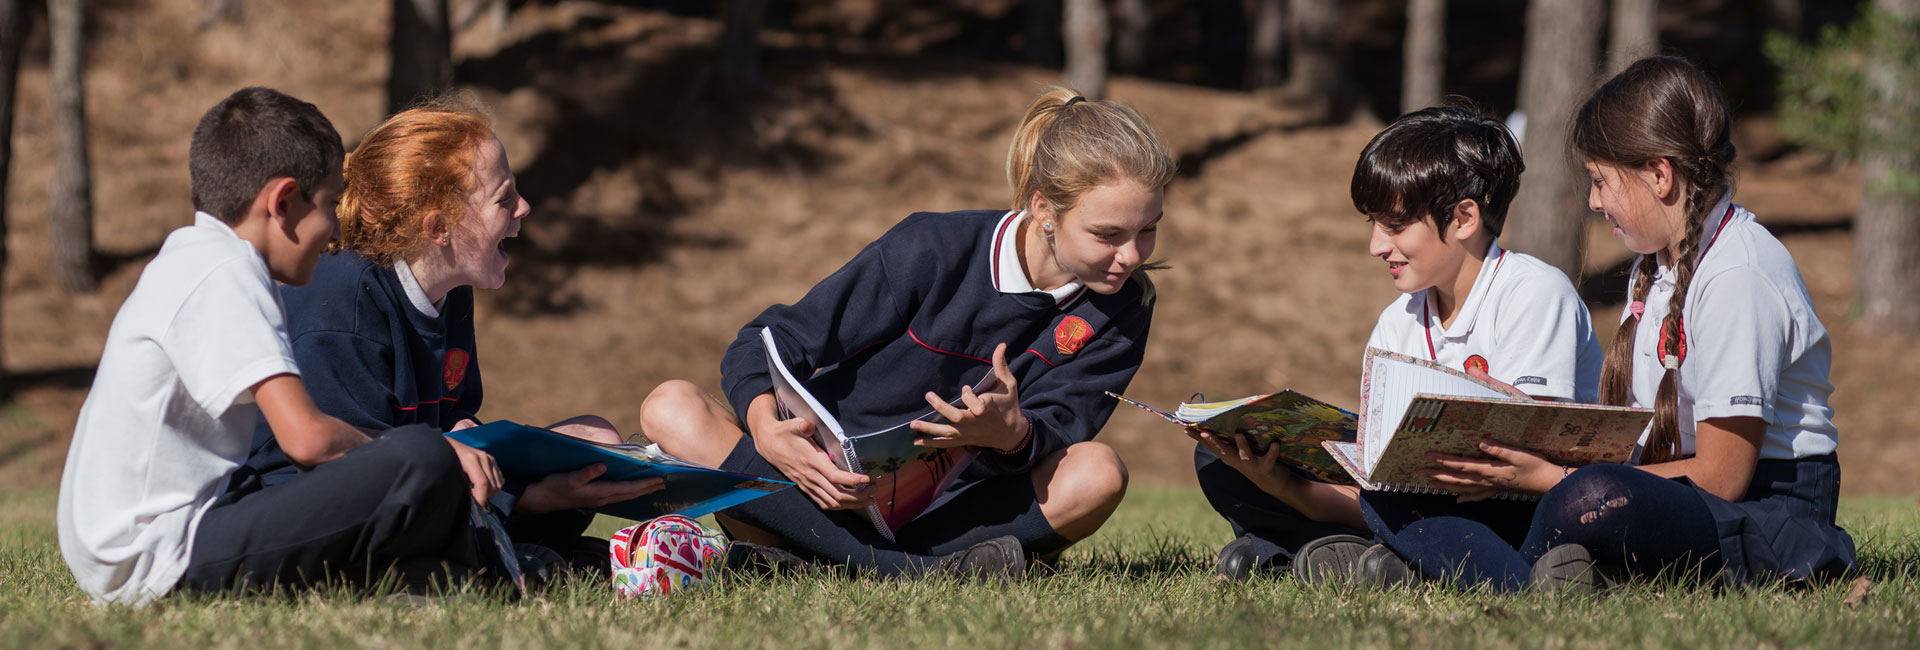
[446,421,791,522]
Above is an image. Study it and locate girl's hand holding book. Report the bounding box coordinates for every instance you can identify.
[1422,439,1567,502]
[912,344,1029,453]
[1187,427,1299,499]
[747,393,872,511]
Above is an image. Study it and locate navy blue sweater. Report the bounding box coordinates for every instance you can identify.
[720,210,1155,475]
[242,252,482,485]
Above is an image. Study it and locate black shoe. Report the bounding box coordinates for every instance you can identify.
[1292,534,1372,587]
[933,535,1027,580]
[1354,543,1417,588]
[1530,544,1612,595]
[723,541,809,576]
[1214,536,1282,581]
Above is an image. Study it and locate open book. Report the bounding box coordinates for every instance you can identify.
[1321,348,1651,497]
[762,327,992,541]
[1106,390,1358,484]
[445,421,792,522]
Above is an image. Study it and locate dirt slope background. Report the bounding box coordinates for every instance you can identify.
[1,1,1911,495]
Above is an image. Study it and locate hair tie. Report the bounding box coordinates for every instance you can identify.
[1629,301,1645,317]
[1662,355,1681,371]
[1064,96,1087,109]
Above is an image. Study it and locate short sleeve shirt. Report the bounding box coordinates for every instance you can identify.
[56,213,300,606]
[1625,198,1838,459]
[1367,240,1603,402]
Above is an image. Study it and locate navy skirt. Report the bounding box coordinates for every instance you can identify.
[1686,453,1856,586]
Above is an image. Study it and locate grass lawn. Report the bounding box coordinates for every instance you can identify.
[3,484,1915,649]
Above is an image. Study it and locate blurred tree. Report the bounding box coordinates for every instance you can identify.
[1504,0,1602,280]
[0,0,24,393]
[1283,0,1349,123]
[196,0,242,31]
[389,0,452,114]
[1028,0,1063,68]
[1770,2,1920,335]
[1607,0,1658,75]
[1063,0,1108,100]
[1401,0,1444,114]
[1112,0,1149,74]
[49,0,94,293]
[719,0,766,93]
[1245,0,1284,89]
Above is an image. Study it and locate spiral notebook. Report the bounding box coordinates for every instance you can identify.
[1320,348,1651,498]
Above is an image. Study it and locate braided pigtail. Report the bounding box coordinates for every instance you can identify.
[1597,256,1657,406]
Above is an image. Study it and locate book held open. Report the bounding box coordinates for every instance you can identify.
[1112,348,1653,498]
[761,327,992,541]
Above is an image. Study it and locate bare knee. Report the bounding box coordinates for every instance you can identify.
[1037,441,1129,537]
[547,414,621,444]
[638,380,712,443]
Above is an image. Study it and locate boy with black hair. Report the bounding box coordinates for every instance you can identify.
[57,87,497,606]
[1190,105,1604,582]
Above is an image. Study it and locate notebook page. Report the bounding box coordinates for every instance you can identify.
[1360,352,1510,472]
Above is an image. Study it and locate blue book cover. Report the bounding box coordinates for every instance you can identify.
[446,421,791,522]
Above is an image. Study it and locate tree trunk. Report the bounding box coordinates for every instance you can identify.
[1504,0,1603,280]
[1284,0,1347,123]
[0,0,25,394]
[1062,0,1108,100]
[49,0,95,294]
[718,0,766,93]
[1245,0,1284,90]
[1401,0,1444,114]
[1112,0,1148,74]
[388,0,452,114]
[1027,0,1062,68]
[1764,0,1803,37]
[1607,0,1658,75]
[1856,0,1920,335]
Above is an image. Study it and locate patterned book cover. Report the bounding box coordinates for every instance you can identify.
[1107,390,1357,485]
[1363,394,1648,488]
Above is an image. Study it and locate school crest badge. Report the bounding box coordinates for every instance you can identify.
[1464,355,1489,375]
[1054,316,1092,355]
[444,349,470,391]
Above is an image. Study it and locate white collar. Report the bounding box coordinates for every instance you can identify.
[394,258,442,318]
[1422,238,1508,338]
[990,210,1087,308]
[194,211,236,235]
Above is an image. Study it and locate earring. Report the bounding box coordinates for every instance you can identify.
[1043,222,1053,230]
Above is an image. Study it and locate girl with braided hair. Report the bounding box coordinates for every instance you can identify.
[1335,56,1855,593]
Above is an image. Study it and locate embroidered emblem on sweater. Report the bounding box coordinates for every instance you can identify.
[1054,316,1092,355]
[1464,355,1489,375]
[444,349,470,391]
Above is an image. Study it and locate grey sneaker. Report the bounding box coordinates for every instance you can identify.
[1530,544,1612,595]
[1214,536,1282,581]
[933,535,1027,579]
[1353,543,1418,588]
[1292,534,1372,586]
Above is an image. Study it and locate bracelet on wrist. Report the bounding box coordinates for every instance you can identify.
[998,418,1034,455]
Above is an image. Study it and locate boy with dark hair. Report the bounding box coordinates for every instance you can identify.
[1190,105,1604,582]
[57,87,498,606]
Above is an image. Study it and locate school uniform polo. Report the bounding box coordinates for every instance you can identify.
[240,251,483,487]
[1622,193,1852,584]
[719,209,1153,475]
[1366,240,1603,402]
[1626,195,1839,459]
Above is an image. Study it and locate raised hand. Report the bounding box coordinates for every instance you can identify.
[911,343,1027,452]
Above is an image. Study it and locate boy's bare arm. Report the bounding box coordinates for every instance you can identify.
[253,373,371,467]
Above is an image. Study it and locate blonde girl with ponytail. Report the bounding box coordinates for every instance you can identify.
[1352,56,1855,593]
[635,88,1174,577]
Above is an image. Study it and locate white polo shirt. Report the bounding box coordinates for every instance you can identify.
[1624,196,1838,460]
[1366,240,1603,402]
[57,213,301,606]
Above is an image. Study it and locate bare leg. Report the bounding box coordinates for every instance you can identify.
[1033,441,1130,543]
[545,414,621,444]
[637,380,744,468]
